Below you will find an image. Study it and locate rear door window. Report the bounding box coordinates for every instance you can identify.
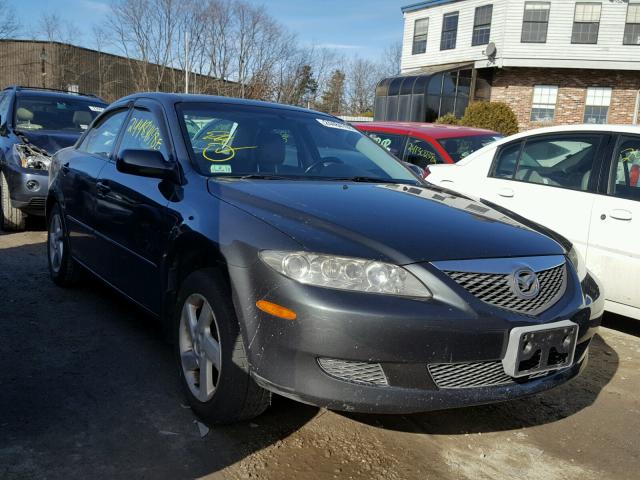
[362,131,407,158]
[404,137,446,167]
[492,135,601,191]
[516,136,600,191]
[610,136,640,201]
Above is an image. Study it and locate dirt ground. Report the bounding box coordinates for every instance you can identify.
[1,229,639,480]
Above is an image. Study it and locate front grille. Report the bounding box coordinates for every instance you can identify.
[27,197,46,209]
[317,358,388,386]
[443,263,566,315]
[428,361,550,389]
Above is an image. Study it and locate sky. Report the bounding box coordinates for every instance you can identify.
[14,0,410,61]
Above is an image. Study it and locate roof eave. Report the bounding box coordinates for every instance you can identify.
[402,0,463,14]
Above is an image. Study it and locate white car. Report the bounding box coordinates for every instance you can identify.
[427,124,640,320]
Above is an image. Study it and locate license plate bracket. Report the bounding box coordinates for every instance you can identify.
[502,320,578,378]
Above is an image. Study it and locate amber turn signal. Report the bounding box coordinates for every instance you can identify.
[256,300,297,320]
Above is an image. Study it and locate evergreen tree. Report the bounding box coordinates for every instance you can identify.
[319,69,346,114]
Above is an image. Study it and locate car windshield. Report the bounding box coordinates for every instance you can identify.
[178,103,418,183]
[438,134,503,162]
[14,95,106,133]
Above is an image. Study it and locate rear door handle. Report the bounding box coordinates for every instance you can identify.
[609,209,632,221]
[498,187,514,198]
[96,181,111,194]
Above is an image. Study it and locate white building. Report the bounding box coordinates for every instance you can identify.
[374,0,640,129]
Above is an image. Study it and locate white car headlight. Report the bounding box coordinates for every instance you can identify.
[259,251,432,298]
[14,144,51,170]
[567,246,587,281]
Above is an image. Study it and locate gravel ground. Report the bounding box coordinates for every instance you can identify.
[1,229,639,480]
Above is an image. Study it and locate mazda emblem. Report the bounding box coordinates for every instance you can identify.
[511,267,540,300]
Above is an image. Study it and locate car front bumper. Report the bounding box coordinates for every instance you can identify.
[3,163,49,216]
[229,259,602,414]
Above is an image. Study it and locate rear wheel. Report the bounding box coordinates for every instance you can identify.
[47,203,81,286]
[0,171,25,231]
[175,268,271,425]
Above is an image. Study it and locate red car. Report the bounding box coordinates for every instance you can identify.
[353,122,503,172]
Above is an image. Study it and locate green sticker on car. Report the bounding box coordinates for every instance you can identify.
[210,164,232,173]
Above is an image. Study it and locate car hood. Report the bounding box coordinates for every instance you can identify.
[207,179,565,264]
[15,129,80,154]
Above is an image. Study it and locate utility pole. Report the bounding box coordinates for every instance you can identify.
[184,31,189,94]
[40,47,47,89]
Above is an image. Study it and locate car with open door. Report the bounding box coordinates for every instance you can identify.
[47,94,602,425]
[427,124,640,320]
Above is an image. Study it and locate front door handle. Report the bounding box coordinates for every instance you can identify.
[96,181,111,195]
[498,187,514,198]
[61,162,70,174]
[609,209,632,221]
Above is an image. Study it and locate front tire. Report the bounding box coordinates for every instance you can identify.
[47,203,81,286]
[0,171,25,231]
[175,269,271,425]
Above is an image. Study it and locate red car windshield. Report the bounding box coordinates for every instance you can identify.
[437,134,502,162]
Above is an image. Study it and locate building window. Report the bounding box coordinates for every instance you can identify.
[521,2,550,43]
[571,3,601,44]
[67,84,79,93]
[440,12,459,50]
[624,3,640,45]
[472,5,493,46]
[584,87,612,124]
[412,18,429,54]
[531,85,558,122]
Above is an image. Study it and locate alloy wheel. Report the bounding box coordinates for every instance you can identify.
[179,293,222,402]
[48,213,64,273]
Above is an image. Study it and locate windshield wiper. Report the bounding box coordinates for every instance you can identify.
[221,174,292,180]
[329,176,415,184]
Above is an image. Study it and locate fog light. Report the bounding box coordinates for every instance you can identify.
[25,180,40,191]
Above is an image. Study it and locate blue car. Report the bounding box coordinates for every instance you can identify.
[0,86,107,230]
[47,93,603,425]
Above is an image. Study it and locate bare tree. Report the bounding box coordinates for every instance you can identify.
[379,40,403,78]
[0,0,19,39]
[38,12,80,44]
[107,0,181,92]
[92,25,120,99]
[346,57,378,115]
[37,12,85,91]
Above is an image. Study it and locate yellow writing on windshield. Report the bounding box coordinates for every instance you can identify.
[201,130,257,163]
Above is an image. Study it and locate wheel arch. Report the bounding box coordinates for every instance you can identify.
[162,230,231,328]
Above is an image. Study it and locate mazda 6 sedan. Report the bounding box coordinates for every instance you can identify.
[47,93,603,425]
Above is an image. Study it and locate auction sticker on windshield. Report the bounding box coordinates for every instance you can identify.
[316,119,357,132]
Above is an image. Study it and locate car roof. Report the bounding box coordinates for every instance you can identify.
[114,92,332,117]
[496,123,640,141]
[352,121,499,139]
[6,86,107,104]
[454,123,640,166]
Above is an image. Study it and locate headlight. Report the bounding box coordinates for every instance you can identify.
[14,144,51,170]
[567,246,587,281]
[259,251,432,298]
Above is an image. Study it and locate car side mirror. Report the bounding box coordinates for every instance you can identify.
[116,149,180,183]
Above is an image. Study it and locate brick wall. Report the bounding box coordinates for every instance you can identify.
[489,67,640,131]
